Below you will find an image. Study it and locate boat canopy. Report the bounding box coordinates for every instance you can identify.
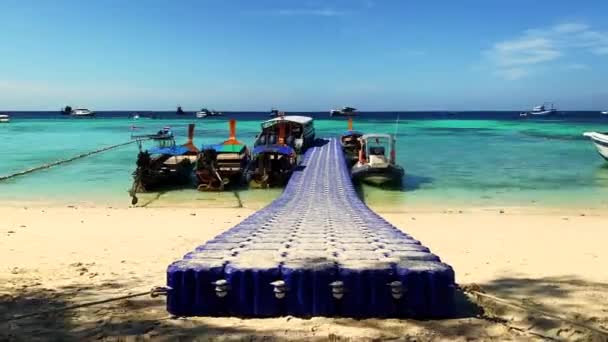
[148,145,191,156]
[252,145,295,155]
[341,130,364,137]
[202,144,246,153]
[262,115,313,127]
[361,133,393,141]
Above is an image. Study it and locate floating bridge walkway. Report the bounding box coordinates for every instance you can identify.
[167,138,455,318]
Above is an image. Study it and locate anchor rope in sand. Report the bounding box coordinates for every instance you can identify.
[464,287,608,337]
[0,140,141,182]
[0,286,169,323]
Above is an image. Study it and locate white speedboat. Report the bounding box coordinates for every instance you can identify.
[196,108,210,118]
[522,103,557,117]
[330,106,357,117]
[602,111,608,115]
[583,132,608,161]
[0,114,10,123]
[71,108,95,117]
[351,134,404,186]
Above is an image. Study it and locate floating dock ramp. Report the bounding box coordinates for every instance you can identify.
[167,138,455,318]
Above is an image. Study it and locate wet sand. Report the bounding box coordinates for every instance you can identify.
[1,205,607,341]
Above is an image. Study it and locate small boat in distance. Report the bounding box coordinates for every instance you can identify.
[196,108,222,118]
[602,111,608,115]
[583,132,608,161]
[61,106,72,115]
[176,106,185,115]
[70,108,95,117]
[0,114,10,123]
[269,108,280,117]
[330,106,357,117]
[196,108,211,118]
[520,103,558,117]
[351,133,404,186]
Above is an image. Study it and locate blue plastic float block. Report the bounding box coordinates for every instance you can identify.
[166,258,226,316]
[395,261,456,318]
[337,260,396,318]
[224,255,283,317]
[281,259,339,317]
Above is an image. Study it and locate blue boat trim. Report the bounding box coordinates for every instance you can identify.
[148,145,190,156]
[167,138,456,318]
[341,130,364,137]
[252,145,295,155]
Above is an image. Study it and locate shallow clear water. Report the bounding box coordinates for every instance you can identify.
[1,112,607,210]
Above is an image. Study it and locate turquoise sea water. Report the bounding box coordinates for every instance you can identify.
[1,112,607,210]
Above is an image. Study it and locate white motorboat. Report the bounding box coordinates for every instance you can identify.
[521,103,557,117]
[330,106,357,117]
[583,132,608,161]
[196,108,210,118]
[0,114,10,123]
[351,134,404,186]
[196,108,222,118]
[601,111,608,115]
[71,108,95,117]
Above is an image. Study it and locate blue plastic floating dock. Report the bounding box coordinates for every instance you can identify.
[167,138,455,318]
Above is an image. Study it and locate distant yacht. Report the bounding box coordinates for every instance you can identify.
[330,106,357,117]
[520,103,557,117]
[602,111,608,115]
[0,114,10,123]
[196,108,222,118]
[196,108,211,118]
[70,108,95,117]
[176,106,185,115]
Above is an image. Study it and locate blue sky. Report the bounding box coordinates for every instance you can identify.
[1,0,607,111]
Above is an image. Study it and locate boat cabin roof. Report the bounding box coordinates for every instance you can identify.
[252,145,295,155]
[202,144,246,153]
[148,145,191,156]
[361,133,393,141]
[263,115,313,126]
[0,114,9,118]
[342,130,364,137]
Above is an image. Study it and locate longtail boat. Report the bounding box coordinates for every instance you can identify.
[195,120,250,191]
[129,124,199,204]
[245,116,307,188]
[340,117,364,166]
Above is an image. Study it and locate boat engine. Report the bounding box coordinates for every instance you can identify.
[196,148,225,191]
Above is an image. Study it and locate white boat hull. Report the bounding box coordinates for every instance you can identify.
[0,119,9,123]
[583,132,608,161]
[529,109,557,116]
[602,111,608,115]
[196,113,208,118]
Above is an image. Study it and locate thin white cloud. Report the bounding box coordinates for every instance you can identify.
[564,63,590,70]
[484,22,608,80]
[267,9,345,17]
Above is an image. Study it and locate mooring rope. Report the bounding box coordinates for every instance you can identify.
[0,286,169,323]
[0,140,140,182]
[464,287,608,337]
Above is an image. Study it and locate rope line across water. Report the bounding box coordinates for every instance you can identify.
[0,140,140,182]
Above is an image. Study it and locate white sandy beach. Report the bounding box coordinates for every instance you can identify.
[1,205,607,341]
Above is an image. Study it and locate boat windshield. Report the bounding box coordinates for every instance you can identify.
[365,136,391,157]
